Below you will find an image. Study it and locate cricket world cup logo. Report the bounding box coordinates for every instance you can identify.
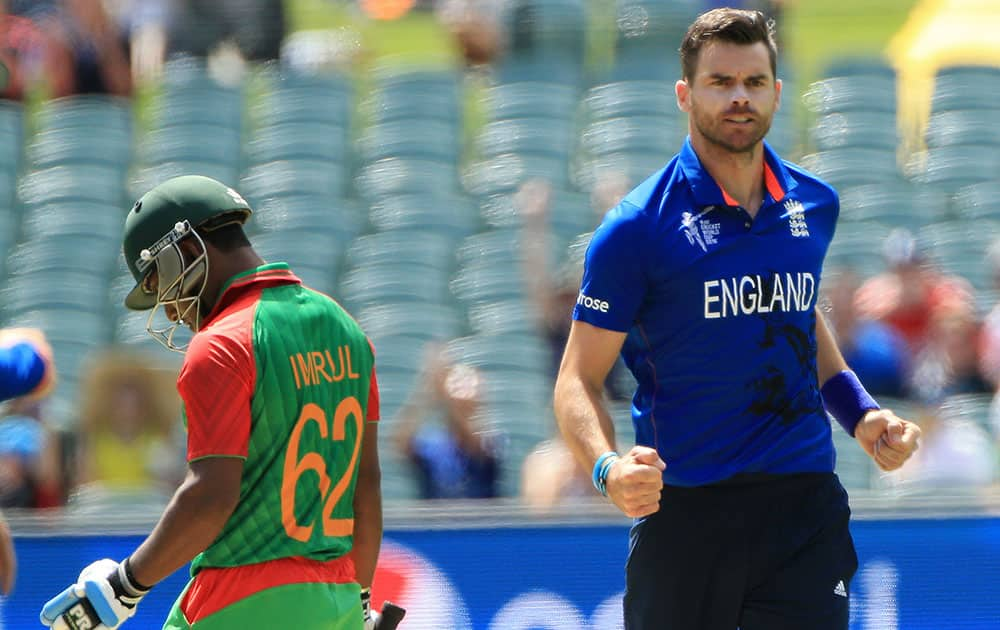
[681,209,720,252]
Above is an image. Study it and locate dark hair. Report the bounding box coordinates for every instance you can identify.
[679,8,777,81]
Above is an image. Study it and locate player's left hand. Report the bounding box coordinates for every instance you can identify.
[854,408,921,472]
[361,587,380,630]
[40,559,150,629]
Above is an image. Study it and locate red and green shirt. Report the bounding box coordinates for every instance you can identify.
[176,263,379,575]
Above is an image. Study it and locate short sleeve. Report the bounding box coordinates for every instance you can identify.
[366,367,380,422]
[178,331,255,461]
[573,201,649,332]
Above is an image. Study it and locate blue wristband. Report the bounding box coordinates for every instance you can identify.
[821,370,879,437]
[592,451,619,497]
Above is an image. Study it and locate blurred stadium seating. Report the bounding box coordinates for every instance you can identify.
[1,0,998,501]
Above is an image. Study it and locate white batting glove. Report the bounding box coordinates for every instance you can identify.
[41,558,150,629]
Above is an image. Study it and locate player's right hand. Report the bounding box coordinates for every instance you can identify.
[604,446,665,518]
[40,559,149,629]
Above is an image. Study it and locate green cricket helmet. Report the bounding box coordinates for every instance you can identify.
[122,175,251,350]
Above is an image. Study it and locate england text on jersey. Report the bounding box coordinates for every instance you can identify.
[703,272,816,319]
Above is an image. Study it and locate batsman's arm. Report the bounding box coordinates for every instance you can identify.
[127,456,243,586]
[553,320,625,476]
[352,419,382,589]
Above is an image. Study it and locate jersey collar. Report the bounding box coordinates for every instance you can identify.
[678,136,797,208]
[204,262,301,326]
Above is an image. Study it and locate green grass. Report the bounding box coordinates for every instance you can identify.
[285,0,456,69]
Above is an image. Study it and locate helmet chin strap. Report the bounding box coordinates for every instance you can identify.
[145,226,210,353]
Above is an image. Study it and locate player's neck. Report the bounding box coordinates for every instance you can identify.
[202,247,267,314]
[690,134,766,216]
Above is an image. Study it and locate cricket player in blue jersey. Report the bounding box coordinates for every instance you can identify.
[0,327,56,596]
[554,8,921,630]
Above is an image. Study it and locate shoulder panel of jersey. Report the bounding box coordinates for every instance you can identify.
[178,287,259,462]
[573,154,685,332]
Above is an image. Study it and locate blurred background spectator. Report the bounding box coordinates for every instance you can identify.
[0,396,63,508]
[166,0,285,67]
[0,0,64,99]
[520,432,592,512]
[73,350,183,496]
[977,238,1000,389]
[5,0,131,97]
[437,0,504,67]
[516,175,631,398]
[885,398,997,491]
[47,0,133,96]
[393,342,501,500]
[854,228,976,356]
[823,268,910,398]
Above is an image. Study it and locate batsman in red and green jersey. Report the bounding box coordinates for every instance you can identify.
[40,176,383,630]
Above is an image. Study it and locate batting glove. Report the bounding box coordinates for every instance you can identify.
[40,558,150,629]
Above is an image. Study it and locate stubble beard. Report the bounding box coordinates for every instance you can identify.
[693,108,773,155]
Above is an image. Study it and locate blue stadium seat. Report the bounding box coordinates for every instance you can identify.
[248,122,348,164]
[477,118,575,161]
[357,158,461,199]
[484,82,580,121]
[241,159,347,200]
[138,125,241,167]
[367,193,479,236]
[584,81,677,120]
[348,230,459,272]
[925,109,1000,148]
[357,303,466,342]
[803,60,896,114]
[811,111,899,151]
[359,119,461,164]
[340,263,453,311]
[931,65,1000,113]
[20,165,126,207]
[581,115,685,157]
[464,154,570,196]
[253,71,352,128]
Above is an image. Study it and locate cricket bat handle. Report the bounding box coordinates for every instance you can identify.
[377,602,406,629]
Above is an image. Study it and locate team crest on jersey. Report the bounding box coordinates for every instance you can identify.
[681,209,720,252]
[783,199,809,238]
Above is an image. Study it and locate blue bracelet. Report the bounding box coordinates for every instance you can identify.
[821,370,880,437]
[592,451,619,497]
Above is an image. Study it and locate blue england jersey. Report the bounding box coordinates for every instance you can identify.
[574,138,839,486]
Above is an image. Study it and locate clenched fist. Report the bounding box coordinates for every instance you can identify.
[855,409,921,472]
[605,446,666,518]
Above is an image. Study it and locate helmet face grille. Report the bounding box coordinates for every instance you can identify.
[143,229,210,353]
